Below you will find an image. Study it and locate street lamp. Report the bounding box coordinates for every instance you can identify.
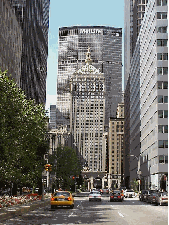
[130,154,141,192]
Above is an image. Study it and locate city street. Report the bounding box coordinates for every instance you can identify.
[1,195,168,225]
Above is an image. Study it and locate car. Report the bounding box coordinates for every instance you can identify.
[156,192,168,206]
[89,191,101,201]
[50,191,74,209]
[145,190,157,203]
[139,190,148,201]
[102,188,109,194]
[110,190,123,202]
[125,189,135,198]
[147,191,159,204]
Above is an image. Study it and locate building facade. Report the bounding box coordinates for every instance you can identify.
[124,0,168,190]
[124,0,148,89]
[11,0,50,104]
[108,101,124,189]
[70,48,106,173]
[0,0,22,86]
[49,105,57,130]
[139,0,168,190]
[57,26,122,126]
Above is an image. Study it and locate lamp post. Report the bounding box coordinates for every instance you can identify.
[130,154,141,192]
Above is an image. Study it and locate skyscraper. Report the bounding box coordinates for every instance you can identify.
[124,0,168,190]
[11,0,50,104]
[57,26,122,126]
[70,48,105,172]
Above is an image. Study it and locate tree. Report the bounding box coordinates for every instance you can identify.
[49,146,82,190]
[0,70,49,192]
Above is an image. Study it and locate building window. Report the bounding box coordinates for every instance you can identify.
[159,155,168,164]
[159,155,164,163]
[157,0,167,6]
[158,140,168,148]
[158,125,168,133]
[165,156,168,163]
[157,12,167,19]
[158,81,168,89]
[158,110,168,118]
[157,67,168,75]
[157,26,168,33]
[158,95,168,103]
[157,53,168,60]
[157,39,168,46]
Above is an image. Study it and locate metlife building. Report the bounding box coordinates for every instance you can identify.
[57,26,122,125]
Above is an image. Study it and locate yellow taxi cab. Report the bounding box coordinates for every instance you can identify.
[51,191,74,209]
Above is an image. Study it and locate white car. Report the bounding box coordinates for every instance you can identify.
[125,189,135,198]
[89,191,101,201]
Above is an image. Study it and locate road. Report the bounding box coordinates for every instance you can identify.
[1,195,168,225]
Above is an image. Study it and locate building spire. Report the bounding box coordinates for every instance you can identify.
[85,47,92,65]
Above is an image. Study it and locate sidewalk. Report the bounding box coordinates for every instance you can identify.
[0,193,51,222]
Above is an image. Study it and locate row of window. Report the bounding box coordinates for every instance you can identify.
[158,125,168,133]
[157,0,167,6]
[158,140,168,148]
[158,110,168,118]
[158,81,168,89]
[157,39,168,46]
[159,155,168,164]
[157,26,167,33]
[157,67,168,75]
[157,12,167,19]
[158,95,168,103]
[157,53,168,60]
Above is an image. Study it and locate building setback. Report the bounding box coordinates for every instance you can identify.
[57,26,122,126]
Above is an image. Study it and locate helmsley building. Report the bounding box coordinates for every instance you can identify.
[57,26,122,126]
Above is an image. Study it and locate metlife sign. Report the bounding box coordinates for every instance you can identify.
[79,29,103,34]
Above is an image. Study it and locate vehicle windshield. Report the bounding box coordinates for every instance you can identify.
[112,190,120,194]
[90,191,100,194]
[161,192,168,196]
[54,192,70,197]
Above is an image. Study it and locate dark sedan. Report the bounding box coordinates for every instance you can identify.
[139,190,148,201]
[110,190,123,202]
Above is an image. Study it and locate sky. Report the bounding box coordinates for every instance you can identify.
[46,0,124,110]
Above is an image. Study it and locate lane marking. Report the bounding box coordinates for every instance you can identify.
[68,212,74,217]
[118,212,124,218]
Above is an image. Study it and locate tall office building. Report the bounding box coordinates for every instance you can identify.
[108,100,124,189]
[57,26,122,126]
[139,0,168,190]
[124,0,148,89]
[124,0,168,190]
[11,0,50,104]
[0,0,22,86]
[70,48,106,172]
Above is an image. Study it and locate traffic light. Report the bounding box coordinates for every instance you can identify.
[44,164,51,171]
[44,164,49,171]
[72,176,75,180]
[49,164,52,172]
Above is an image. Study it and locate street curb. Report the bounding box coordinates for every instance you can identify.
[0,198,50,222]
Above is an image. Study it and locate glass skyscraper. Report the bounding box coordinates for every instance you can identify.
[57,26,122,126]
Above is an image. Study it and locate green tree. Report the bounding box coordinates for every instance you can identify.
[49,146,82,190]
[0,70,49,192]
